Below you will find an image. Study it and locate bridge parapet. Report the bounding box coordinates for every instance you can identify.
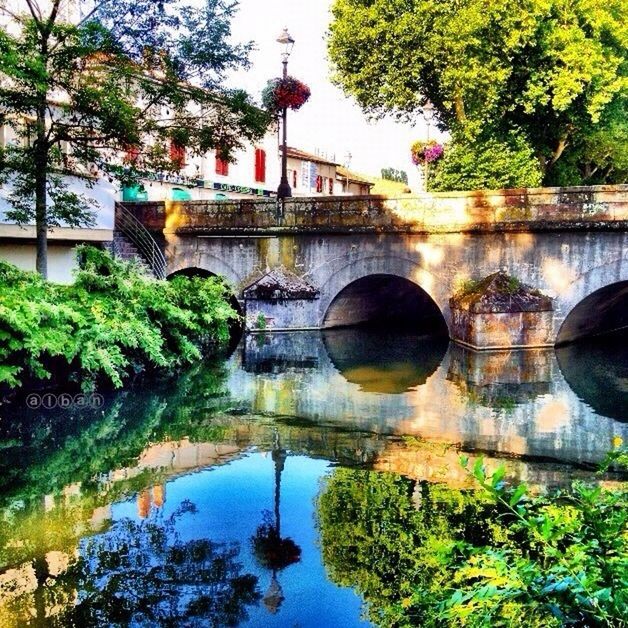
[125,184,628,234]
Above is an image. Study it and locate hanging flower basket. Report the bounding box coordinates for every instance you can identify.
[262,76,311,115]
[411,140,444,166]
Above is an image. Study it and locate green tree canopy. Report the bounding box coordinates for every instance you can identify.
[0,0,270,276]
[328,0,627,190]
[381,167,408,184]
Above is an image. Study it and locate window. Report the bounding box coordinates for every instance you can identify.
[169,139,186,169]
[215,154,229,176]
[292,169,297,188]
[328,177,334,195]
[316,175,323,193]
[254,148,266,183]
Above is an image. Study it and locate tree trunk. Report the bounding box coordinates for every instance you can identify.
[34,102,48,279]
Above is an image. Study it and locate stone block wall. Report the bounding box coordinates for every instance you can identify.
[122,184,628,235]
[450,309,555,349]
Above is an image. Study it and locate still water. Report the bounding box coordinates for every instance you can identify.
[0,330,626,626]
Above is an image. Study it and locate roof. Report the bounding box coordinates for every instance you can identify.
[336,166,375,187]
[243,267,320,301]
[285,147,338,167]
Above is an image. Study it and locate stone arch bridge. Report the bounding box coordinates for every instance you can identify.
[122,184,628,347]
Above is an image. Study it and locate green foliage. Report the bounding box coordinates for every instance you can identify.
[430,134,543,192]
[0,246,237,391]
[328,0,628,188]
[255,312,267,330]
[380,167,409,184]
[318,460,627,627]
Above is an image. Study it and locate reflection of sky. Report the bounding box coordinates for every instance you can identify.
[111,453,370,628]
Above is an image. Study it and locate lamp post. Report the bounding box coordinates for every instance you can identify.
[344,151,352,194]
[277,28,295,200]
[422,101,435,192]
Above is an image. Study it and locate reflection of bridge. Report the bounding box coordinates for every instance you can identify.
[123,185,628,345]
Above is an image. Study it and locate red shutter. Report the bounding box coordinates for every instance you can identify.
[254,148,266,183]
[328,177,334,194]
[254,149,260,181]
[169,140,186,169]
[292,169,297,188]
[124,144,140,165]
[215,155,229,176]
[316,175,323,193]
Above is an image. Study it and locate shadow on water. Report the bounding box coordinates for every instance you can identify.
[322,328,448,394]
[556,331,628,422]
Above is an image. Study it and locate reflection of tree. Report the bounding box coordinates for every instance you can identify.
[53,501,261,626]
[252,431,301,614]
[317,469,498,627]
[0,361,233,509]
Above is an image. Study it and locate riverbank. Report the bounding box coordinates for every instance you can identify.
[0,246,238,396]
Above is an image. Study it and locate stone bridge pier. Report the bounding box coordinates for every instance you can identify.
[124,184,628,348]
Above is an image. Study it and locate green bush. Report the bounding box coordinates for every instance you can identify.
[0,246,238,391]
[318,453,627,627]
[430,133,543,192]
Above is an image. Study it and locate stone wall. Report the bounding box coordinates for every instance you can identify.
[124,184,628,235]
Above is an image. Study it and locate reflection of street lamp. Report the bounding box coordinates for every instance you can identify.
[252,430,301,615]
[421,101,436,191]
[277,28,295,200]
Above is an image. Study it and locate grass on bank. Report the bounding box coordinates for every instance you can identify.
[0,246,238,392]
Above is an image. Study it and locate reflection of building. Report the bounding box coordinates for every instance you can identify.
[137,484,167,518]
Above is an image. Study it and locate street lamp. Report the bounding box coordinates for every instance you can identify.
[421,101,436,192]
[277,28,295,200]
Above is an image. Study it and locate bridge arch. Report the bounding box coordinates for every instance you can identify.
[315,256,449,335]
[167,253,242,290]
[553,251,628,344]
[556,280,628,345]
[312,255,450,334]
[322,273,448,334]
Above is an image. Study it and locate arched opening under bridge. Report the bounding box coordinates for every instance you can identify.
[556,281,628,345]
[322,274,448,336]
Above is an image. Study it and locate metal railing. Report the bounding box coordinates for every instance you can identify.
[114,203,167,279]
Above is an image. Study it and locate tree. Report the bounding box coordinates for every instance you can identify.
[380,167,408,184]
[0,1,270,277]
[328,0,627,190]
[430,133,543,192]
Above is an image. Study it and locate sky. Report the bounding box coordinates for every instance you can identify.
[227,0,441,184]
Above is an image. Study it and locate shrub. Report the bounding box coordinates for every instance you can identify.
[0,246,238,391]
[430,132,543,192]
[318,452,627,627]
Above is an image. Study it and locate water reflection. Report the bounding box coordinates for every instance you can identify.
[556,334,628,422]
[323,329,447,393]
[0,329,627,626]
[234,330,627,465]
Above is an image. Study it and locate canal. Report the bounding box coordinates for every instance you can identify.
[0,330,626,626]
